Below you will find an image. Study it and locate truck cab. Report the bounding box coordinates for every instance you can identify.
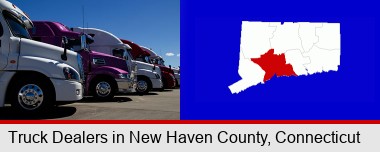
[0,1,83,113]
[29,21,136,99]
[121,39,175,89]
[141,46,180,87]
[72,28,162,94]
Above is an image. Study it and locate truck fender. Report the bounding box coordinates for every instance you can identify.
[137,68,158,79]
[86,66,128,95]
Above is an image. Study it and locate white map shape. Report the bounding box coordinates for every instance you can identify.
[229,21,341,94]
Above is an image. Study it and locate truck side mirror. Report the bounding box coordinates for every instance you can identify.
[169,65,172,69]
[61,36,68,61]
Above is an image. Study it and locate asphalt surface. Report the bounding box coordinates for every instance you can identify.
[0,89,180,120]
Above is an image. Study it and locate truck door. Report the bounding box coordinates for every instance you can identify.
[1,11,27,71]
[124,49,137,79]
[113,48,134,73]
[0,15,8,70]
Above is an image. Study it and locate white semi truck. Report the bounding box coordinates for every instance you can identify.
[0,1,84,113]
[72,27,163,94]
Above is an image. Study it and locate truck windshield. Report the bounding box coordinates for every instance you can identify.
[3,11,31,39]
[159,59,165,66]
[68,38,87,52]
[68,42,81,51]
[125,49,134,61]
[152,58,165,66]
[144,56,151,64]
[136,55,151,63]
[67,34,90,51]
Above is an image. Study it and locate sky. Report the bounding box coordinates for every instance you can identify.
[11,0,180,68]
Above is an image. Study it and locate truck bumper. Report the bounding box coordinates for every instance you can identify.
[116,78,137,93]
[151,78,163,89]
[51,79,83,101]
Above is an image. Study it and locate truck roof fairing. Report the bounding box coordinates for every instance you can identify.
[72,27,131,50]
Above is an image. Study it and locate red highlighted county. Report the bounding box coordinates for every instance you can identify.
[251,49,298,82]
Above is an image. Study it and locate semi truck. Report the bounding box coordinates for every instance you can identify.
[0,1,83,113]
[121,40,175,89]
[29,21,136,99]
[72,27,162,94]
[141,46,180,87]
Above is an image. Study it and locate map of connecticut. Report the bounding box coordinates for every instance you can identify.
[229,21,341,94]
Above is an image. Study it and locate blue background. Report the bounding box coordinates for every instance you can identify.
[181,0,380,119]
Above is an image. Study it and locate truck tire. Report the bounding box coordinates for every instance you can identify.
[136,77,151,94]
[91,78,116,100]
[10,77,54,113]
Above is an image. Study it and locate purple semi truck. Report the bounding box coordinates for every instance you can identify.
[29,21,136,99]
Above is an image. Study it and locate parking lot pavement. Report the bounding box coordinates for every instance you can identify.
[0,89,180,120]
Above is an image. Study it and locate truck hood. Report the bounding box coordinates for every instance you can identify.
[91,51,115,58]
[20,38,81,74]
[158,65,174,74]
[134,60,160,74]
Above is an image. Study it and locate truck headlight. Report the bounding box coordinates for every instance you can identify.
[63,67,80,81]
[119,73,130,79]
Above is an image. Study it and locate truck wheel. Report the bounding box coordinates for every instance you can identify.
[10,78,53,113]
[136,77,151,94]
[92,79,116,100]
